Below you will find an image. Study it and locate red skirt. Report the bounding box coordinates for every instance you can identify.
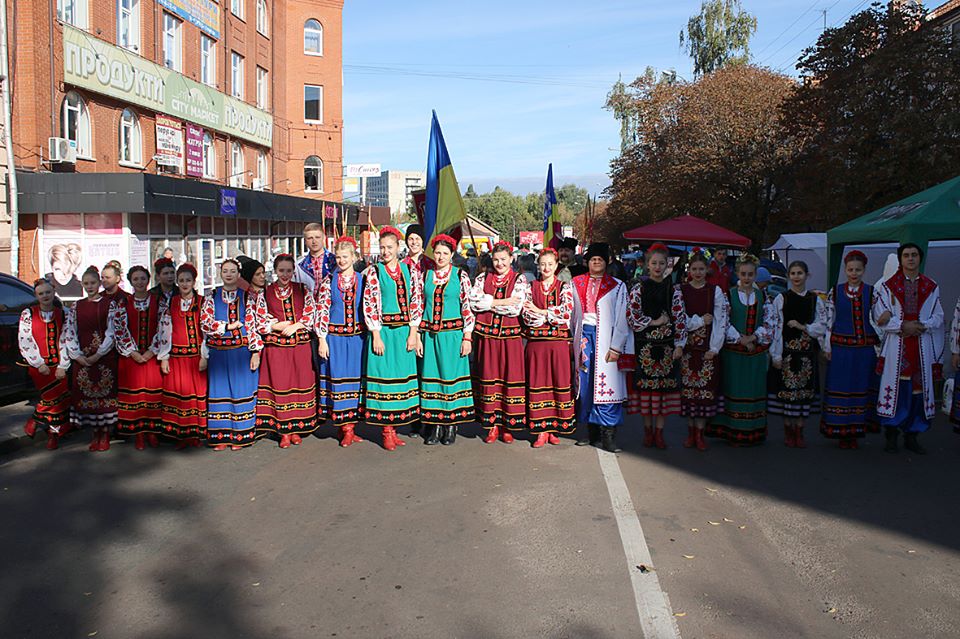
[160,356,208,439]
[680,348,721,418]
[27,367,71,433]
[255,342,318,436]
[70,353,119,428]
[117,355,164,436]
[525,340,574,433]
[474,335,526,430]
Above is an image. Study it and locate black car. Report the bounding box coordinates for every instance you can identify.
[0,273,40,400]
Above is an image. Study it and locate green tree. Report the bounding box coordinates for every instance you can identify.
[463,186,527,242]
[464,184,478,199]
[680,0,757,77]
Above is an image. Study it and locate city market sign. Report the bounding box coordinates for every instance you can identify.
[62,25,272,148]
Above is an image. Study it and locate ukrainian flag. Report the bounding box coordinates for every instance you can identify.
[425,111,467,248]
[542,163,561,250]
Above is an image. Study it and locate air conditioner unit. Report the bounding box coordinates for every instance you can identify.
[48,137,76,163]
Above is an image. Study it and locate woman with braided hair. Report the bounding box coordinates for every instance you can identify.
[708,254,775,446]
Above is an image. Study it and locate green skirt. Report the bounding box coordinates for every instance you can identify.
[708,348,768,445]
[419,330,475,426]
[364,325,419,428]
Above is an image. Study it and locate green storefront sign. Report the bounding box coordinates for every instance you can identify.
[62,25,272,148]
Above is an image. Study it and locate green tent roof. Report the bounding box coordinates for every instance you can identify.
[827,175,960,284]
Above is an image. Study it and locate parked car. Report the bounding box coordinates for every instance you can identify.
[0,273,40,401]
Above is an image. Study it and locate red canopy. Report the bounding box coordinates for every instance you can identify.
[622,214,751,248]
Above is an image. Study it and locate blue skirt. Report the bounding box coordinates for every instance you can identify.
[820,344,879,439]
[576,324,623,427]
[207,346,260,446]
[951,369,960,433]
[318,333,365,426]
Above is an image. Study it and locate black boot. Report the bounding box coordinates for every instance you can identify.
[600,426,622,453]
[423,425,440,445]
[903,432,926,455]
[576,423,601,447]
[883,427,899,453]
[441,425,457,446]
[409,423,422,439]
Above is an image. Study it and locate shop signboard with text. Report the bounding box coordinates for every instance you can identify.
[63,26,272,147]
[155,116,184,169]
[185,124,204,177]
[157,0,220,39]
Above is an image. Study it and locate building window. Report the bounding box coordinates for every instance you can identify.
[304,84,322,123]
[202,133,216,178]
[230,142,244,187]
[304,19,322,55]
[118,108,141,165]
[231,52,244,99]
[256,151,268,190]
[256,67,268,109]
[57,0,87,28]
[117,0,139,51]
[231,0,243,20]
[61,91,90,158]
[200,35,216,87]
[304,156,322,193]
[162,13,181,71]
[256,0,268,35]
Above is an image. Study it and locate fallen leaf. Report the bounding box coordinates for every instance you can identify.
[907,550,916,554]
[738,525,747,530]
[674,612,687,617]
[87,633,98,637]
[707,521,720,526]
[828,608,837,614]
[682,554,695,559]
[83,592,93,596]
[636,564,653,574]
[690,528,699,532]
[705,487,718,493]
[250,497,256,501]
[252,582,261,587]
[723,518,734,523]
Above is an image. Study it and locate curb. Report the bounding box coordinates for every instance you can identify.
[0,432,38,456]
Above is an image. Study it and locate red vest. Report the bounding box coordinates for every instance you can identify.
[75,297,111,356]
[31,306,64,366]
[524,279,570,341]
[124,293,161,353]
[263,282,311,346]
[170,295,203,358]
[474,271,522,339]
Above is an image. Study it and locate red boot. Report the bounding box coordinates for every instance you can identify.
[24,419,37,438]
[147,433,160,448]
[339,425,363,447]
[695,428,708,451]
[100,430,112,451]
[135,433,146,450]
[484,425,500,444]
[382,426,400,451]
[89,430,101,452]
[279,434,292,449]
[548,433,561,445]
[682,426,696,448]
[794,426,806,449]
[642,426,655,448]
[532,432,549,448]
[46,432,59,450]
[848,438,858,450]
[290,434,302,445]
[654,428,667,450]
[784,425,796,448]
[501,429,515,444]
[212,443,229,451]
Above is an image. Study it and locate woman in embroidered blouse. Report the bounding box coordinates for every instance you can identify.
[18,279,71,450]
[418,234,475,446]
[157,263,208,449]
[821,251,882,449]
[951,295,960,433]
[101,262,128,303]
[469,240,530,443]
[769,261,828,448]
[201,259,262,450]
[679,251,728,451]
[61,266,118,452]
[255,254,320,448]
[317,238,367,448]
[361,226,424,451]
[522,248,575,448]
[627,243,688,450]
[707,254,775,446]
[111,265,164,450]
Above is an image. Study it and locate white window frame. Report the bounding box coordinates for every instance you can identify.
[256,66,268,109]
[256,151,268,190]
[231,52,244,100]
[304,84,323,123]
[162,13,182,71]
[256,0,268,36]
[230,142,245,187]
[231,0,244,20]
[57,0,88,29]
[200,35,216,87]
[118,108,142,166]
[61,91,91,158]
[202,132,216,179]
[304,19,323,56]
[117,0,139,51]
[304,156,323,193]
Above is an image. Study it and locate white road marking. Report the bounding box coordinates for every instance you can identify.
[597,449,682,639]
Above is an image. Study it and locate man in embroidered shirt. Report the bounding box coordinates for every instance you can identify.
[294,222,336,298]
[874,243,945,455]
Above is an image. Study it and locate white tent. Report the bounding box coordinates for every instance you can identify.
[766,234,829,290]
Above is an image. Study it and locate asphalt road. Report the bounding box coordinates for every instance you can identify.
[2,413,959,639]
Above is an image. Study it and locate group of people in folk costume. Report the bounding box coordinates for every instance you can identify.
[16,221,960,456]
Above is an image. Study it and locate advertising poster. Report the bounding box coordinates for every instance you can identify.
[42,236,127,302]
[185,124,204,177]
[156,115,184,170]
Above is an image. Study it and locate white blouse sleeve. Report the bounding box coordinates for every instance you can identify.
[495,274,526,317]
[469,274,493,313]
[952,297,960,356]
[708,286,728,355]
[770,294,785,363]
[62,305,82,361]
[805,295,829,339]
[18,309,45,369]
[155,306,172,361]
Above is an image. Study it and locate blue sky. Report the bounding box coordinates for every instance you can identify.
[342,0,884,195]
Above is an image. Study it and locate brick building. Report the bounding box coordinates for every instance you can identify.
[2,0,348,293]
